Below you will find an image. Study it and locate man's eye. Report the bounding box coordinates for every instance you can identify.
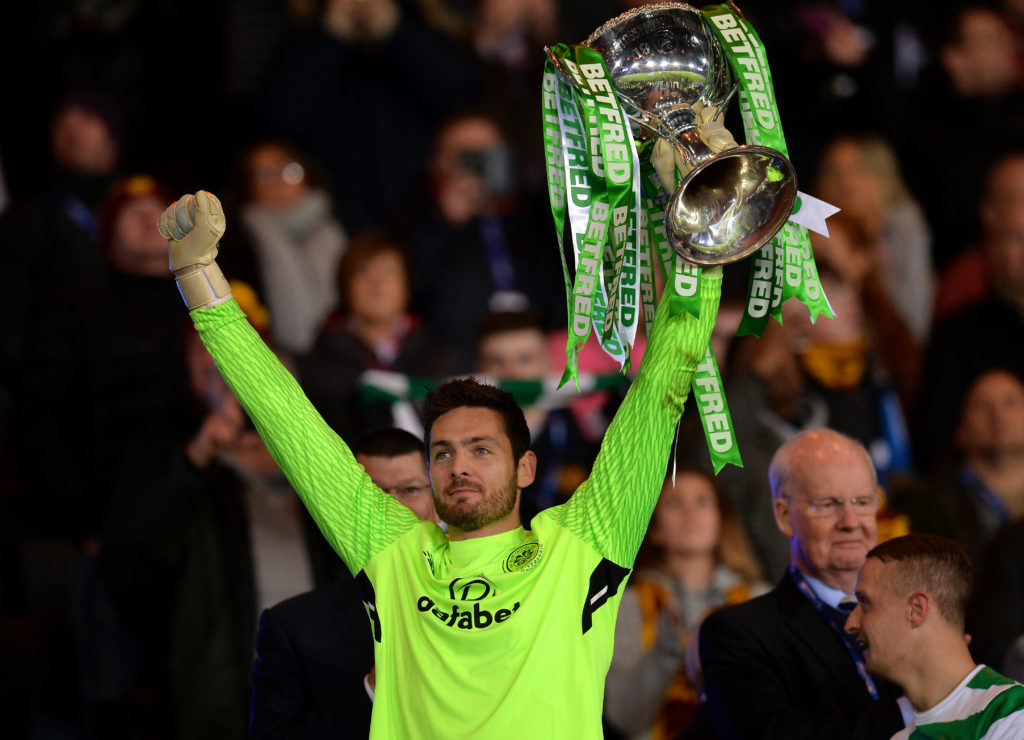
[404,487,421,495]
[476,447,490,455]
[434,451,450,460]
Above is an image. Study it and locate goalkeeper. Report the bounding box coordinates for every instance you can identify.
[159,190,721,739]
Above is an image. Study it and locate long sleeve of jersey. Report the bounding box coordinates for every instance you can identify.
[552,268,722,568]
[190,303,419,575]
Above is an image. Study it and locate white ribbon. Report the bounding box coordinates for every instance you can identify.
[788,192,841,237]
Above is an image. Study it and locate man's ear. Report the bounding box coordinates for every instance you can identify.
[908,591,930,628]
[517,450,537,488]
[773,496,794,539]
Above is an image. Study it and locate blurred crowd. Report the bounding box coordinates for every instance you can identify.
[1,0,1024,738]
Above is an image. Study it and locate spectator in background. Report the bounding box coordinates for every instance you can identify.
[803,215,919,465]
[257,0,482,233]
[686,428,908,739]
[220,139,347,356]
[15,174,191,542]
[893,368,1024,567]
[605,464,767,740]
[845,534,1024,738]
[250,426,442,739]
[0,90,123,405]
[469,0,559,194]
[969,517,1024,683]
[814,132,935,343]
[476,310,598,523]
[96,288,349,740]
[915,154,1024,471]
[405,110,565,368]
[901,5,1024,270]
[298,229,462,442]
[933,152,1024,321]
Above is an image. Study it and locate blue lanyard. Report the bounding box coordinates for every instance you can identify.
[960,467,1012,526]
[535,411,568,511]
[479,215,516,291]
[51,184,98,241]
[789,566,880,701]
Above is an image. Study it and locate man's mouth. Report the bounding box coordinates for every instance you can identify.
[445,484,483,498]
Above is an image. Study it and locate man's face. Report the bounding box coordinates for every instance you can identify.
[357,451,437,523]
[477,329,549,380]
[51,104,118,175]
[845,558,908,678]
[773,437,879,590]
[112,195,171,275]
[428,406,534,534]
[956,370,1024,460]
[942,9,1018,97]
[346,250,408,324]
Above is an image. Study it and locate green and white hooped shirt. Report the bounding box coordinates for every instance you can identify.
[190,272,720,739]
[892,665,1024,740]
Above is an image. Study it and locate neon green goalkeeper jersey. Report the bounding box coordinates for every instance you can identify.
[191,272,719,739]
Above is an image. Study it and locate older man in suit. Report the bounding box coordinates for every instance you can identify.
[687,428,911,739]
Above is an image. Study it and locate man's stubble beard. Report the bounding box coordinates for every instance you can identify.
[436,471,519,531]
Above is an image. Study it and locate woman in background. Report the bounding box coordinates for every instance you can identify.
[221,139,347,356]
[814,132,935,342]
[297,230,461,442]
[604,465,769,740]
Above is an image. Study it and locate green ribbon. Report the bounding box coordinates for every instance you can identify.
[637,143,703,319]
[543,43,643,386]
[691,345,743,473]
[701,4,834,335]
[358,371,628,409]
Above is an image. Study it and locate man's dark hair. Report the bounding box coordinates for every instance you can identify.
[421,378,531,463]
[867,534,973,630]
[351,426,425,461]
[476,309,546,345]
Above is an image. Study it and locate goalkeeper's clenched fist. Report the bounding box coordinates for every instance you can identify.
[159,190,232,310]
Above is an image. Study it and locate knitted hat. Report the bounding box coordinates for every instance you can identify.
[97,174,175,252]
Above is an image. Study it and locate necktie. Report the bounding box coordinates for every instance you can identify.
[838,595,858,614]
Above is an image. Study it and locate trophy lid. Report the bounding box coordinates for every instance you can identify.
[583,2,731,140]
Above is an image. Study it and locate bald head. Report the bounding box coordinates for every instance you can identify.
[769,429,877,503]
[770,429,880,592]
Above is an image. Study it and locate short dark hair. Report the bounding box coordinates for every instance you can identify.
[336,230,412,311]
[351,426,425,461]
[421,378,531,462]
[477,309,546,345]
[867,534,973,630]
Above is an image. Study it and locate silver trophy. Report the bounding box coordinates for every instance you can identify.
[546,2,797,265]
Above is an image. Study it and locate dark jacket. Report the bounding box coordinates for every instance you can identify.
[686,569,904,739]
[250,580,374,739]
[99,451,349,740]
[968,519,1024,672]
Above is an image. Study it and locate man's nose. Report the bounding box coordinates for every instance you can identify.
[449,450,469,477]
[837,499,860,528]
[844,605,861,634]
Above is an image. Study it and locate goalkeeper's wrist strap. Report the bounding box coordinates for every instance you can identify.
[175,260,232,310]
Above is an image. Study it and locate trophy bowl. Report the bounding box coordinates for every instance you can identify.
[547,2,797,264]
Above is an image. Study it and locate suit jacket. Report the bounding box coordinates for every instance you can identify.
[250,579,375,739]
[687,569,904,740]
[968,519,1024,672]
